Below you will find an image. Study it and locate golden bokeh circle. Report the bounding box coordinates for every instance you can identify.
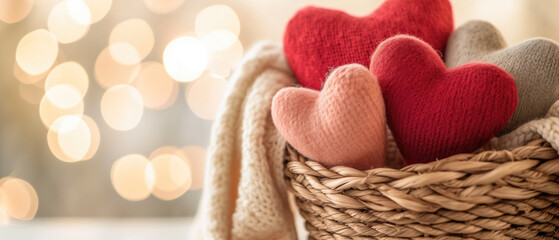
[67,0,92,25]
[39,91,84,130]
[95,47,141,89]
[209,39,244,68]
[57,116,91,161]
[186,73,228,120]
[45,61,89,98]
[45,84,83,109]
[47,1,90,44]
[195,5,240,38]
[100,85,144,131]
[47,115,98,163]
[143,0,184,14]
[150,154,191,200]
[200,30,238,52]
[0,0,34,23]
[206,58,232,78]
[83,0,111,24]
[131,61,178,109]
[15,29,59,75]
[163,36,208,82]
[13,61,48,85]
[108,43,141,66]
[0,207,9,224]
[180,145,206,190]
[81,115,101,161]
[149,146,183,160]
[109,19,154,65]
[111,154,154,201]
[0,177,38,221]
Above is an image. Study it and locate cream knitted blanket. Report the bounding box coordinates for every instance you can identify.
[192,42,298,240]
[490,100,559,151]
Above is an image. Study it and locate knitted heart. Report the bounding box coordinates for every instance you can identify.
[283,0,454,90]
[446,20,559,135]
[370,35,518,165]
[272,64,386,170]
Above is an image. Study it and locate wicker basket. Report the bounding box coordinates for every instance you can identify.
[284,138,559,239]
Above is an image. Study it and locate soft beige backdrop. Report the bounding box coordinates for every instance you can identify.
[0,0,558,217]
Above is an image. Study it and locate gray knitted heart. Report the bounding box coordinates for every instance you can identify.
[445,20,559,135]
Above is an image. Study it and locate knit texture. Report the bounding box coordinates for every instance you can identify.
[370,35,518,165]
[283,0,454,90]
[193,42,298,240]
[232,69,296,240]
[272,64,386,170]
[490,99,559,151]
[446,20,559,135]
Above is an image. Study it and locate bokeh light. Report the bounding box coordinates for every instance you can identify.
[149,145,205,192]
[39,89,84,130]
[45,84,82,109]
[209,39,244,69]
[82,0,111,24]
[0,208,9,225]
[0,177,38,221]
[131,61,178,109]
[195,5,240,38]
[47,1,90,44]
[143,0,184,14]
[149,146,183,160]
[45,61,89,98]
[163,36,208,82]
[81,115,101,160]
[150,154,191,200]
[67,0,92,26]
[48,116,91,162]
[47,115,99,162]
[206,58,232,78]
[57,116,90,159]
[109,19,154,65]
[0,0,34,23]
[179,145,206,190]
[19,83,44,105]
[108,43,141,66]
[15,29,59,75]
[101,85,144,131]
[186,73,227,120]
[111,154,155,201]
[13,61,48,85]
[200,30,238,52]
[95,47,141,89]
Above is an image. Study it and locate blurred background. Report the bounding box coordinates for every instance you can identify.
[0,0,558,238]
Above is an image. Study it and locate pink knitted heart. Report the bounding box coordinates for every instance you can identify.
[272,64,386,170]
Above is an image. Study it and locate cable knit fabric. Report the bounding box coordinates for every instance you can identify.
[271,64,386,170]
[490,100,559,151]
[283,0,454,90]
[445,20,559,135]
[370,35,518,165]
[192,42,298,240]
[232,69,296,240]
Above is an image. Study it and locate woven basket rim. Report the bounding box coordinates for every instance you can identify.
[284,138,559,239]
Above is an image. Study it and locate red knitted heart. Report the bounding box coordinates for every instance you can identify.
[284,0,454,90]
[370,35,518,165]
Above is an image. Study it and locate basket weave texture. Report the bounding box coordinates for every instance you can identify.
[284,138,559,240]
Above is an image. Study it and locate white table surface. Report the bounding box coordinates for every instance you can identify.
[0,218,194,240]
